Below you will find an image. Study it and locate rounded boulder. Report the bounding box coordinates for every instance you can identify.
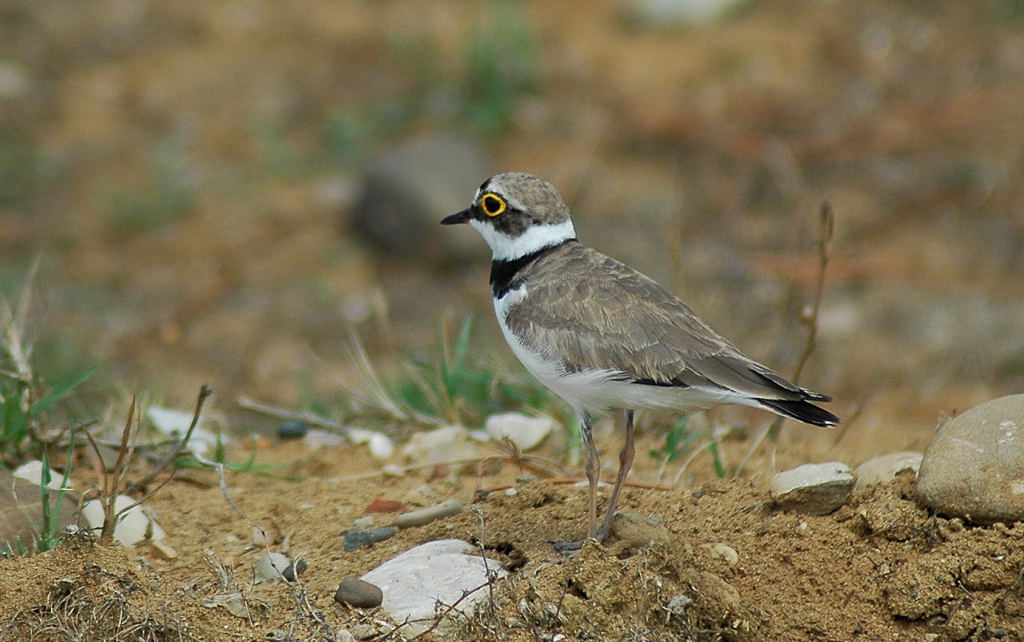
[916,395,1024,523]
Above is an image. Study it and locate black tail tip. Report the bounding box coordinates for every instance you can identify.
[758,398,840,428]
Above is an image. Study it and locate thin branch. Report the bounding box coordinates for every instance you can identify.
[751,201,835,459]
[126,384,212,493]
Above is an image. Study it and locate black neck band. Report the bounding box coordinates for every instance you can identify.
[490,239,576,298]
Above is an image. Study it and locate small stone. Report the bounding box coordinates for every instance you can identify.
[770,462,855,515]
[335,575,384,608]
[348,623,377,640]
[854,452,923,489]
[916,395,1024,523]
[484,413,556,451]
[349,428,395,460]
[365,498,408,514]
[401,425,478,468]
[665,594,693,615]
[150,540,178,559]
[283,559,307,581]
[276,420,309,440]
[343,527,397,551]
[622,0,749,27]
[254,552,290,582]
[394,498,463,528]
[333,630,356,642]
[610,510,671,547]
[706,543,739,566]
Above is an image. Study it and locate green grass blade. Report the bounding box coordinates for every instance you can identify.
[29,364,99,418]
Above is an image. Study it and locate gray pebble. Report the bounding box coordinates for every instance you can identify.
[276,420,309,440]
[348,623,377,640]
[394,498,462,528]
[610,510,671,547]
[343,527,396,551]
[335,575,384,609]
[283,559,307,581]
[916,395,1024,523]
[770,461,855,515]
[854,451,923,489]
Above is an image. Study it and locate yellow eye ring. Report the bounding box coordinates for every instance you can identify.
[480,193,507,217]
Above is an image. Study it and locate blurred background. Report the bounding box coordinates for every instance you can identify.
[2,0,1023,463]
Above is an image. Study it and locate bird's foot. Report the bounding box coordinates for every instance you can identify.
[550,523,612,557]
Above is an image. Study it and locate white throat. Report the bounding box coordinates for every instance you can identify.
[470,218,576,261]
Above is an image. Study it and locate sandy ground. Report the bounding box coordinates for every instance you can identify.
[2,0,1024,639]
[2,429,1023,641]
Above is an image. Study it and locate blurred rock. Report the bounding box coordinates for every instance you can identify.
[0,471,78,555]
[283,559,307,582]
[350,134,492,265]
[916,395,1024,523]
[485,412,556,451]
[854,452,923,489]
[360,539,507,636]
[276,420,308,440]
[254,551,290,582]
[343,526,396,551]
[400,425,478,468]
[621,0,749,27]
[769,462,855,515]
[611,510,671,547]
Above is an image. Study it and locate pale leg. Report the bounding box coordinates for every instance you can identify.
[595,409,635,541]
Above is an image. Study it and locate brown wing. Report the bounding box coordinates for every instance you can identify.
[505,243,816,402]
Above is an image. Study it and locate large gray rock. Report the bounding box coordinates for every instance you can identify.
[916,395,1024,523]
[0,471,78,555]
[360,539,506,636]
[350,134,492,265]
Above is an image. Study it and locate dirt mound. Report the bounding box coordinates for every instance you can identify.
[2,452,1021,641]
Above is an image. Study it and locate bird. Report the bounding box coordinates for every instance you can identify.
[441,172,839,551]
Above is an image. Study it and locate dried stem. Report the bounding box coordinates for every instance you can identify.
[127,384,212,493]
[735,202,834,475]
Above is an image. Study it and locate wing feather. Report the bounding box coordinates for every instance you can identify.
[504,243,814,402]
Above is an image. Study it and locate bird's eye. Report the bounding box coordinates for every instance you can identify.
[480,193,507,217]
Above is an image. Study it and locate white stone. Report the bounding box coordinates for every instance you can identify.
[917,395,1024,523]
[484,413,556,451]
[854,452,923,489]
[147,405,222,456]
[349,428,395,460]
[361,539,507,636]
[81,495,166,546]
[254,552,290,582]
[13,460,66,490]
[400,425,477,466]
[769,461,855,515]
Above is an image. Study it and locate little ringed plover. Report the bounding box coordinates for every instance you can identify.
[441,172,839,550]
